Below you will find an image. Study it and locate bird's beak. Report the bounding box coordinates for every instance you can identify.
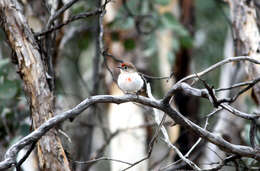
[116,66,122,69]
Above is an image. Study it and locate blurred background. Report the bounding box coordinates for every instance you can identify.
[0,0,259,170]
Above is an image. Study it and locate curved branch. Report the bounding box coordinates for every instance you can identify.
[0,83,260,169]
[177,56,260,84]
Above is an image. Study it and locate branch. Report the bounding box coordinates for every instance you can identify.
[220,104,260,120]
[36,9,102,37]
[122,111,164,171]
[0,95,159,170]
[216,77,260,92]
[46,0,80,29]
[161,117,209,170]
[73,156,132,166]
[177,56,260,84]
[16,141,37,171]
[0,88,259,170]
[1,55,260,169]
[163,82,209,104]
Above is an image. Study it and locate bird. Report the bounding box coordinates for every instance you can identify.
[117,62,145,94]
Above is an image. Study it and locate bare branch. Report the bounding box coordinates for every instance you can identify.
[73,156,132,166]
[163,82,209,104]
[0,55,260,169]
[177,56,260,84]
[162,139,201,170]
[249,119,257,148]
[216,77,260,92]
[121,111,165,171]
[220,104,260,120]
[36,10,102,37]
[0,88,259,170]
[46,0,80,29]
[160,117,209,170]
[16,141,37,171]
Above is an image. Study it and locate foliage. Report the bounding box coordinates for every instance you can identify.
[0,58,29,148]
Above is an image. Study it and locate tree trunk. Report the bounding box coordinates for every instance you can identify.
[0,0,70,170]
[199,0,260,168]
[229,0,260,104]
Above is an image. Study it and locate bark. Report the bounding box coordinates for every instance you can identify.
[0,0,70,170]
[199,0,260,168]
[229,0,260,104]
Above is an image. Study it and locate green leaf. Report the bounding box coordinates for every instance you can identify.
[161,12,178,27]
[124,39,136,51]
[154,0,171,6]
[110,17,135,30]
[71,1,87,14]
[161,12,189,36]
[180,35,193,48]
[77,32,92,51]
[0,80,17,99]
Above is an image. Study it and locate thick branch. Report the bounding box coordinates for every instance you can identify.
[0,89,260,169]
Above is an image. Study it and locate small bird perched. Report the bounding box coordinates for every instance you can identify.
[117,62,145,94]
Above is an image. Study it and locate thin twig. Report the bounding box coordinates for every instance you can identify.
[220,104,260,120]
[161,138,201,170]
[249,119,257,148]
[80,130,120,170]
[46,0,80,29]
[177,56,260,84]
[16,141,37,171]
[160,117,209,171]
[216,77,260,92]
[1,56,260,169]
[36,10,102,37]
[122,113,166,171]
[73,156,132,165]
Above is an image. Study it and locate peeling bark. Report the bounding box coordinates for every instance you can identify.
[0,0,70,170]
[229,0,260,104]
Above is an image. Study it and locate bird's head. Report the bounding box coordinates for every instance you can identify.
[117,62,137,73]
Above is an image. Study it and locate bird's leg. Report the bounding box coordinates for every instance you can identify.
[135,92,139,98]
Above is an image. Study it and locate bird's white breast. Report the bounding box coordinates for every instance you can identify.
[118,72,144,93]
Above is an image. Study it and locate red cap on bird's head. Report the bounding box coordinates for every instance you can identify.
[117,62,136,71]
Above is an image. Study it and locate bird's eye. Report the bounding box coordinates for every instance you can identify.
[124,66,127,70]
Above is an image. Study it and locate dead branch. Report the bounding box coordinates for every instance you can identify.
[0,76,260,169]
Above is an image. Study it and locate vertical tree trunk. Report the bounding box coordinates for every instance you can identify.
[229,0,260,104]
[0,0,70,170]
[199,0,260,168]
